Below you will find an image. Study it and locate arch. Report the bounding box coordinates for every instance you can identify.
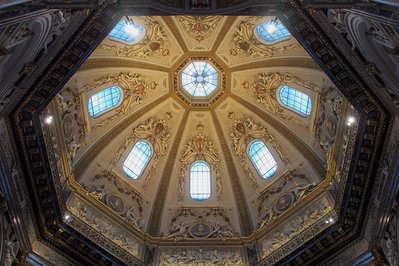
[279,85,312,116]
[248,140,277,179]
[190,161,211,200]
[123,140,153,179]
[255,20,291,44]
[87,86,122,117]
[108,19,145,45]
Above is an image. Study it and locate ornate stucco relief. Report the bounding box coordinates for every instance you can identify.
[110,112,172,190]
[80,72,157,131]
[176,16,222,42]
[102,17,170,58]
[229,17,299,57]
[242,72,317,128]
[178,123,223,201]
[159,248,244,265]
[162,207,238,242]
[69,200,142,259]
[228,112,288,188]
[83,171,144,229]
[255,169,317,229]
[261,202,333,259]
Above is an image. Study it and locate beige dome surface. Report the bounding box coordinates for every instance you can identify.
[43,15,355,263]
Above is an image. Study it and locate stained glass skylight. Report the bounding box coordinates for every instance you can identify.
[123,141,152,180]
[88,86,121,117]
[279,85,312,116]
[108,19,145,45]
[256,20,291,44]
[181,61,218,97]
[190,161,211,201]
[249,140,277,179]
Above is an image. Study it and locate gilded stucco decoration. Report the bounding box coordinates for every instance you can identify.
[81,72,157,131]
[315,86,342,154]
[177,16,222,42]
[57,86,86,160]
[69,201,141,257]
[110,112,172,190]
[261,203,333,258]
[255,169,317,229]
[228,112,288,188]
[82,171,144,229]
[230,17,299,57]
[159,248,244,265]
[178,123,223,201]
[102,17,170,58]
[243,72,317,128]
[163,208,238,241]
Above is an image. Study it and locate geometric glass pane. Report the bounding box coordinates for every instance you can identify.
[108,19,145,45]
[256,20,291,44]
[248,140,277,179]
[181,61,218,97]
[190,161,211,201]
[88,86,122,117]
[279,85,312,116]
[123,140,152,180]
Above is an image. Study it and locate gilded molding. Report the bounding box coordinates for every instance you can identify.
[176,16,222,42]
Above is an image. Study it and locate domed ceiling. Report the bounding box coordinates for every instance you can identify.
[41,15,357,264]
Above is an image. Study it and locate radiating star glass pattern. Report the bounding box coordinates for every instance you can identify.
[249,140,278,179]
[108,19,145,45]
[256,20,291,43]
[190,161,211,200]
[88,86,122,117]
[123,140,153,180]
[279,85,312,116]
[181,61,218,97]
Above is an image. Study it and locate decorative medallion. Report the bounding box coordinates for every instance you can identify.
[62,113,75,142]
[274,192,294,213]
[189,222,212,238]
[106,194,126,214]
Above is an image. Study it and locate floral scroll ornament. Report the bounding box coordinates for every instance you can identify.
[177,16,222,42]
[243,72,315,128]
[228,112,288,188]
[82,73,157,131]
[110,112,172,190]
[102,17,170,57]
[178,123,223,201]
[230,17,298,57]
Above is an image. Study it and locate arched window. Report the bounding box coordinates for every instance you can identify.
[123,140,152,180]
[190,161,211,201]
[88,86,122,117]
[279,85,312,116]
[256,20,291,44]
[108,20,145,45]
[248,140,277,179]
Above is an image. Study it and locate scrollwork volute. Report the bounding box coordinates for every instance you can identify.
[230,17,298,57]
[177,16,222,42]
[81,72,157,130]
[228,112,288,188]
[102,17,170,57]
[243,72,316,128]
[110,112,172,190]
[178,123,223,201]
